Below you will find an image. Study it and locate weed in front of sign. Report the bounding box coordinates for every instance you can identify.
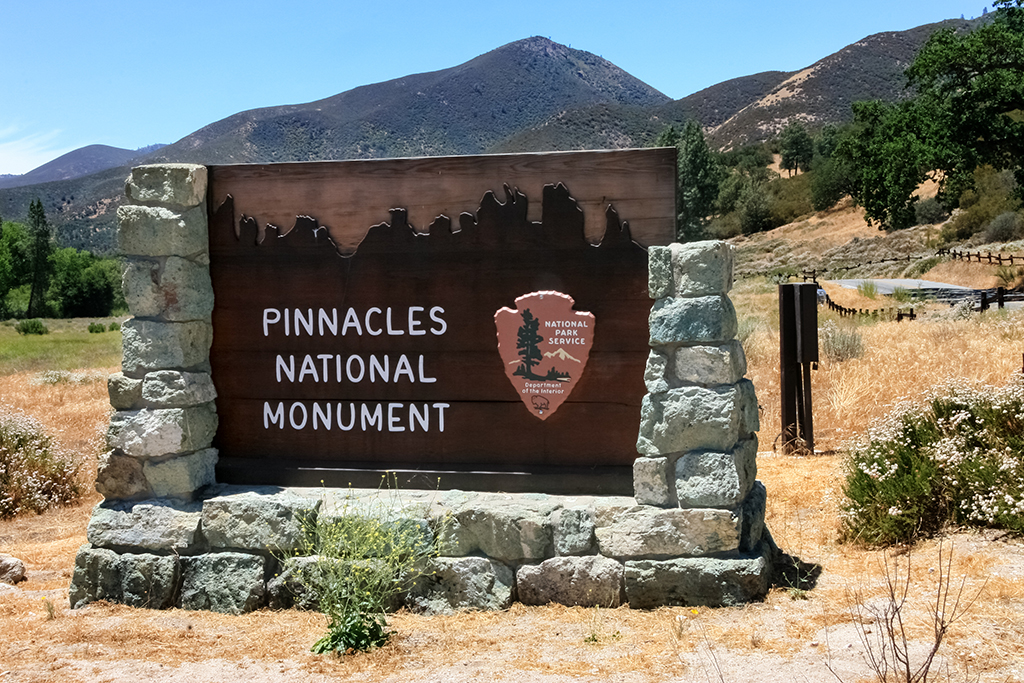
[288,477,447,656]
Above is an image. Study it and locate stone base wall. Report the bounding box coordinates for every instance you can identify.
[70,164,776,614]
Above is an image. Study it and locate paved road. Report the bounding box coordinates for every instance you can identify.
[828,278,973,294]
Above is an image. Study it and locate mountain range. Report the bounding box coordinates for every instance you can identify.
[0,19,977,254]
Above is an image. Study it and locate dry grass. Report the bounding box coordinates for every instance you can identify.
[2,282,1024,681]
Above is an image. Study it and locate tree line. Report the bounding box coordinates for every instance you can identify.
[0,200,124,319]
[659,0,1024,246]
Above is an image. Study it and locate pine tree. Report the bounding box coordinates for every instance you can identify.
[514,309,544,379]
[26,199,53,318]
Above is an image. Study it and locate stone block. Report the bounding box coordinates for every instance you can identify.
[737,378,760,437]
[122,257,214,321]
[267,555,322,610]
[95,451,148,500]
[107,404,218,458]
[637,385,742,456]
[643,349,670,394]
[69,545,179,609]
[632,456,674,507]
[87,499,202,552]
[675,436,757,509]
[553,506,595,556]
[439,500,558,562]
[125,164,207,208]
[201,488,320,554]
[740,481,767,553]
[180,553,265,614]
[117,205,208,258]
[121,319,212,376]
[142,371,217,408]
[594,505,740,559]
[143,449,218,498]
[672,340,747,387]
[0,554,26,584]
[649,295,738,346]
[107,373,142,410]
[405,557,514,614]
[671,241,734,297]
[624,544,773,608]
[517,556,623,607]
[647,245,673,300]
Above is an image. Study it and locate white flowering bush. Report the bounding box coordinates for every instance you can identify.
[0,408,82,518]
[842,377,1024,545]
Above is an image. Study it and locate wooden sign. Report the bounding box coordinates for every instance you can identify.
[206,149,676,494]
[495,291,594,420]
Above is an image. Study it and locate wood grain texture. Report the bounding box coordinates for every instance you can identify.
[207,150,674,489]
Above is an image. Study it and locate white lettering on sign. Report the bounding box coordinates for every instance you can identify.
[263,401,449,432]
[263,305,447,434]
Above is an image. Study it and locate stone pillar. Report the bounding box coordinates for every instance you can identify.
[97,164,218,501]
[635,241,759,509]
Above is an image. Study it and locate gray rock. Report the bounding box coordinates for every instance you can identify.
[439,500,558,562]
[517,556,623,607]
[122,257,214,322]
[624,546,773,608]
[180,553,265,614]
[95,451,148,500]
[649,295,738,346]
[671,241,734,297]
[107,373,143,411]
[632,456,674,508]
[117,205,208,258]
[740,481,767,553]
[87,499,202,552]
[266,555,322,610]
[553,506,595,556]
[69,545,179,609]
[737,378,760,437]
[143,448,218,498]
[594,505,740,559]
[120,319,212,377]
[142,370,217,408]
[107,404,217,458]
[647,245,673,300]
[406,557,513,614]
[643,349,671,394]
[0,553,26,584]
[637,385,743,456]
[675,437,757,508]
[125,164,207,209]
[672,341,747,387]
[201,488,320,554]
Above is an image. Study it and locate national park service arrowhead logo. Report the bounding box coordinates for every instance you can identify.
[494,291,595,420]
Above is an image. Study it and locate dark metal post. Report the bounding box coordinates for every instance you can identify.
[779,283,819,454]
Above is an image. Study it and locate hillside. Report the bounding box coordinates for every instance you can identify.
[0,20,978,254]
[0,144,164,190]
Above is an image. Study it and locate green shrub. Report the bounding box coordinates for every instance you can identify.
[820,320,864,362]
[914,197,949,225]
[289,482,447,655]
[87,322,106,334]
[857,281,878,299]
[904,256,941,279]
[0,409,82,519]
[108,321,121,332]
[985,211,1023,243]
[842,379,1024,545]
[15,319,49,335]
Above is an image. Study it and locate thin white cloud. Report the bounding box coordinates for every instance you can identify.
[0,127,79,176]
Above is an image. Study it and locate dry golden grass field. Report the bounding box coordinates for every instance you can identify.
[2,221,1024,682]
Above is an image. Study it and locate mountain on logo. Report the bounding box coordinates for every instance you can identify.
[544,347,581,363]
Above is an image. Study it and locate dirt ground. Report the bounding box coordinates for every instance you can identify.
[3,453,1024,683]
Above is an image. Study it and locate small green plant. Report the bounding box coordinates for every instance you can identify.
[890,287,913,303]
[995,264,1024,289]
[0,409,82,519]
[108,321,121,332]
[87,322,106,334]
[820,320,864,363]
[842,378,1024,545]
[42,597,56,620]
[856,281,879,299]
[288,480,447,655]
[904,255,941,279]
[14,319,48,335]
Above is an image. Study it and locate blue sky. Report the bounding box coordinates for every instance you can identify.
[0,0,987,175]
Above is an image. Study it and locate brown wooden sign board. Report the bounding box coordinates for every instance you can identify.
[207,148,676,494]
